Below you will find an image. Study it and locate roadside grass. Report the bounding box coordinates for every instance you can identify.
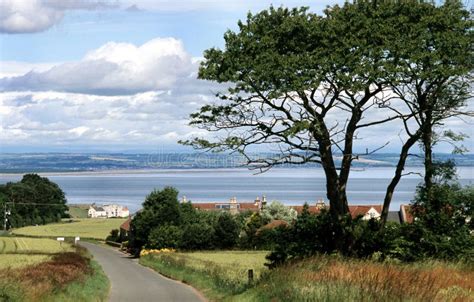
[12,218,126,240]
[46,259,109,302]
[0,245,109,302]
[141,252,474,302]
[140,250,268,300]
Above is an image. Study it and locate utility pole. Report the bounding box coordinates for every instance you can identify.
[3,202,7,231]
[3,202,10,231]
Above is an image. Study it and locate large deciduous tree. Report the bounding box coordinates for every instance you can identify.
[181,5,401,220]
[182,1,472,229]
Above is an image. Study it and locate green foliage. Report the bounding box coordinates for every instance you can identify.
[181,223,216,250]
[148,225,183,249]
[106,229,120,243]
[131,187,243,252]
[261,201,297,223]
[214,212,239,249]
[0,174,68,229]
[239,212,268,248]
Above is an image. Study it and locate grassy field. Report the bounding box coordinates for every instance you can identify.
[0,237,75,269]
[141,252,474,302]
[67,205,90,218]
[12,218,127,240]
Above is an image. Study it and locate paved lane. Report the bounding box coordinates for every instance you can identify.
[81,242,205,302]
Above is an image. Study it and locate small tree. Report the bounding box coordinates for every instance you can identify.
[214,212,239,249]
[407,161,474,260]
[181,223,215,250]
[130,187,182,252]
[261,201,297,223]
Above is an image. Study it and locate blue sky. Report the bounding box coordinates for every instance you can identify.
[0,0,472,153]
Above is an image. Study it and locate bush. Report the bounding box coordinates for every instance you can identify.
[148,225,183,249]
[106,229,120,243]
[214,212,240,249]
[181,223,215,250]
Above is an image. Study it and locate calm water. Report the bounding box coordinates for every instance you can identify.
[1,167,472,212]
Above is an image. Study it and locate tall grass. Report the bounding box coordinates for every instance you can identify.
[250,256,474,302]
[141,252,473,302]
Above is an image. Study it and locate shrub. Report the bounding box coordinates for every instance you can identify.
[214,212,240,249]
[181,223,215,250]
[148,225,183,249]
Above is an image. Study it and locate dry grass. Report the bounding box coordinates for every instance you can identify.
[260,256,474,302]
[0,247,96,301]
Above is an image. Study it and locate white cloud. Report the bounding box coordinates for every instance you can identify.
[0,90,210,149]
[0,38,205,95]
[0,61,61,78]
[0,0,118,33]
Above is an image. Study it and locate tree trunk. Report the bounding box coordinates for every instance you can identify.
[314,124,349,219]
[423,110,434,202]
[380,131,422,226]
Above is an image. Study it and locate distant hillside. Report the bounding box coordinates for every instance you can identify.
[0,153,472,173]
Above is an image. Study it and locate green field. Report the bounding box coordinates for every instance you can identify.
[12,218,127,240]
[0,237,74,269]
[67,205,90,218]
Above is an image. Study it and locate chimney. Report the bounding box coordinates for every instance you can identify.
[230,197,238,214]
[262,195,267,206]
[316,199,326,209]
[254,197,260,206]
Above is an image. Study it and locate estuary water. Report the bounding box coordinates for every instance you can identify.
[1,167,472,212]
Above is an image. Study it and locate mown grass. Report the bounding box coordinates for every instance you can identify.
[141,252,474,302]
[12,218,126,240]
[0,245,109,302]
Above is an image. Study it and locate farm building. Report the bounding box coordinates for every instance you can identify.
[88,204,130,218]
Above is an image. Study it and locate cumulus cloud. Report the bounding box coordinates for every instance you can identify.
[0,0,118,33]
[0,38,210,95]
[0,90,210,149]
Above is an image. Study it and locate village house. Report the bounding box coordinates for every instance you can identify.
[189,196,266,214]
[189,196,403,222]
[88,204,130,218]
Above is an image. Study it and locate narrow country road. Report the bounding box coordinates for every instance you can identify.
[81,242,205,302]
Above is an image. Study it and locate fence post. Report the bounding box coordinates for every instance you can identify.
[248,269,254,285]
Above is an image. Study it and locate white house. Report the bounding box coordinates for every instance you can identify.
[88,205,107,218]
[88,204,129,218]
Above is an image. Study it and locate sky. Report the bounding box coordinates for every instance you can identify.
[0,0,472,154]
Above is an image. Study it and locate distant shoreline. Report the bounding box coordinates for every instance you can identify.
[1,165,473,177]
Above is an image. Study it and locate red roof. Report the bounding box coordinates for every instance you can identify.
[256,220,289,235]
[120,217,131,231]
[290,205,324,214]
[349,205,382,218]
